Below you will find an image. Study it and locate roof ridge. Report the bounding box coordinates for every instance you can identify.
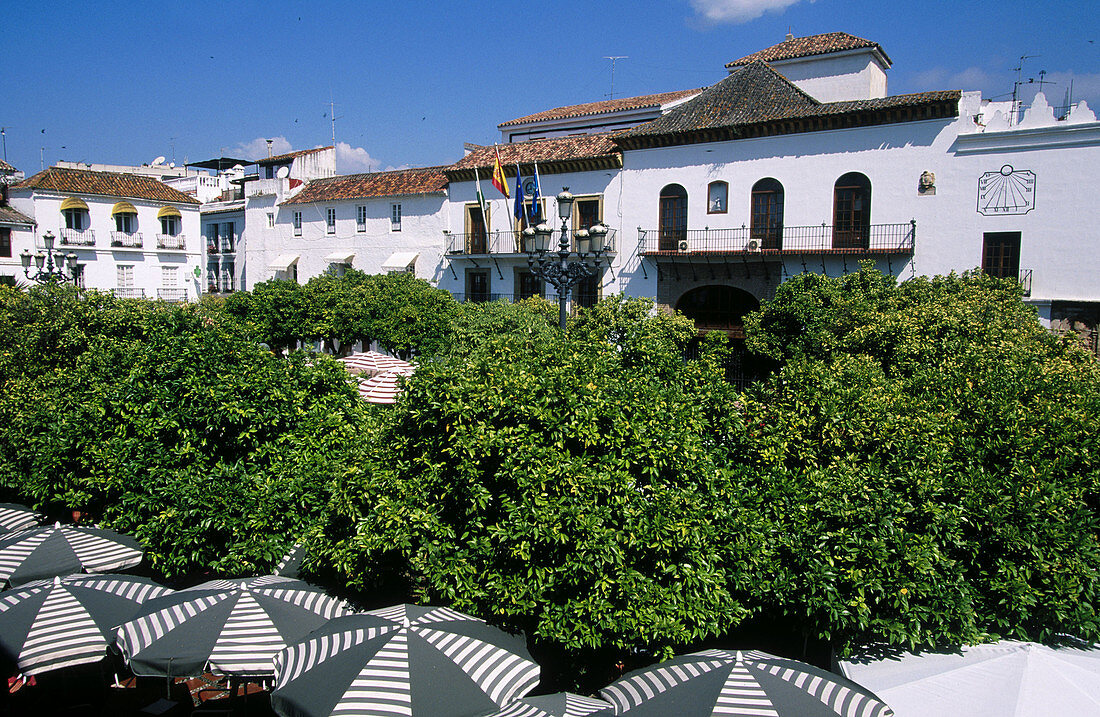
[499,87,707,128]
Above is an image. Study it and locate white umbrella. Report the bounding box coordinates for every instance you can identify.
[838,640,1100,717]
[357,366,415,405]
[337,351,413,378]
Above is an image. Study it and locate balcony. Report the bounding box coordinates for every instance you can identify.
[1018,268,1033,297]
[638,222,915,256]
[157,288,188,302]
[111,231,143,248]
[112,288,146,299]
[206,236,236,255]
[207,278,237,294]
[60,228,95,246]
[445,228,617,256]
[157,234,186,250]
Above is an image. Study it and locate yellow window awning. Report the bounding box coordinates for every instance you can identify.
[111,201,138,215]
[59,197,88,212]
[157,206,182,219]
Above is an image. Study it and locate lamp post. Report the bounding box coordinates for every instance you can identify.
[523,189,609,331]
[20,231,83,284]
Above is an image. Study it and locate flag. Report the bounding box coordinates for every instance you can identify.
[474,166,489,223]
[513,164,525,222]
[529,162,542,223]
[491,148,509,198]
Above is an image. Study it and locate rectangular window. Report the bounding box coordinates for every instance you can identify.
[293,211,302,237]
[575,274,601,309]
[517,271,542,301]
[161,266,178,287]
[160,217,178,236]
[117,265,134,288]
[708,181,729,214]
[267,212,275,228]
[64,209,86,231]
[0,228,9,258]
[982,232,1021,280]
[574,196,602,231]
[222,261,235,292]
[222,222,235,252]
[391,203,402,232]
[264,165,274,179]
[115,213,134,233]
[356,205,367,232]
[466,269,490,303]
[326,208,336,234]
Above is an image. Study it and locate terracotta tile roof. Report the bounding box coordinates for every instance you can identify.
[13,166,200,204]
[257,146,334,166]
[727,32,890,68]
[615,61,959,149]
[281,166,449,205]
[0,159,16,174]
[0,205,34,225]
[449,134,621,180]
[499,88,706,128]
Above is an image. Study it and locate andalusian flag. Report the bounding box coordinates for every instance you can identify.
[474,166,489,222]
[491,148,509,198]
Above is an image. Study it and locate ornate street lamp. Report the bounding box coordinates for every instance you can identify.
[524,188,609,330]
[20,231,83,284]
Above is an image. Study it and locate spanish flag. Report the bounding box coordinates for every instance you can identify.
[491,148,509,198]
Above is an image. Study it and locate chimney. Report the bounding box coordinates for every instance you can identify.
[785,27,794,41]
[266,139,274,158]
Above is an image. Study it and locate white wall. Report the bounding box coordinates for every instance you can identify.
[768,50,888,102]
[9,190,201,299]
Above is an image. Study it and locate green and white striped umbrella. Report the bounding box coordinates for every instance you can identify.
[0,523,143,588]
[0,504,44,534]
[600,649,894,717]
[115,575,353,678]
[482,692,614,717]
[0,574,172,676]
[271,604,541,717]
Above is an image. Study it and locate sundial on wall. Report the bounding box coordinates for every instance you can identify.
[977,165,1036,215]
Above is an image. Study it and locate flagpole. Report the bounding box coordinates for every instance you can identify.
[495,145,515,234]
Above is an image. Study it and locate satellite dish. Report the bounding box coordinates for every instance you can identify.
[152,156,166,166]
[276,166,290,179]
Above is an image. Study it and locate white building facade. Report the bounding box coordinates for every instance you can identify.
[8,166,202,300]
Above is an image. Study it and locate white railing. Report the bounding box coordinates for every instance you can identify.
[157,288,187,302]
[156,234,186,250]
[110,231,143,248]
[112,287,146,299]
[60,228,95,246]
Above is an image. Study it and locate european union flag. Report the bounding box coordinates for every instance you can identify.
[513,165,525,222]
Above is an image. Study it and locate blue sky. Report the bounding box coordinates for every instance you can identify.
[2,0,1097,175]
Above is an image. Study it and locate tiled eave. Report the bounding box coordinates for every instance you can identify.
[445,154,622,183]
[280,188,446,206]
[614,97,959,150]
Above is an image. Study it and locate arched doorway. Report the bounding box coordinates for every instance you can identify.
[675,285,760,334]
[750,178,784,250]
[658,184,688,251]
[677,285,766,389]
[833,172,871,249]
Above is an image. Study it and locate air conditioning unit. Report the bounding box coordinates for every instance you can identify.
[744,239,761,252]
[677,239,690,253]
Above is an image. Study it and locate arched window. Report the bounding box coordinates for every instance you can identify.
[675,285,759,333]
[750,178,784,250]
[658,184,687,251]
[833,172,871,249]
[707,181,728,214]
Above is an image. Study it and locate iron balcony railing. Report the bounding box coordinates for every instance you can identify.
[112,288,146,299]
[157,288,188,302]
[156,234,186,250]
[206,237,236,254]
[445,228,617,256]
[110,231,143,248]
[638,221,915,255]
[1018,268,1033,297]
[60,228,95,246]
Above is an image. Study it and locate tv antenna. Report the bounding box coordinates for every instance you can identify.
[0,126,10,162]
[1010,54,1039,125]
[604,56,628,100]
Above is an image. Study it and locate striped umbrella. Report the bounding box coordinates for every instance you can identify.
[115,575,353,678]
[0,504,44,534]
[0,523,143,588]
[270,604,541,717]
[337,351,413,378]
[599,649,893,717]
[357,366,415,405]
[483,692,614,717]
[0,574,172,676]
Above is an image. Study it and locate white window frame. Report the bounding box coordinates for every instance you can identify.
[326,207,336,234]
[117,265,134,288]
[161,266,178,287]
[267,212,275,228]
[391,203,402,232]
[160,216,179,236]
[293,211,302,237]
[356,205,367,232]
